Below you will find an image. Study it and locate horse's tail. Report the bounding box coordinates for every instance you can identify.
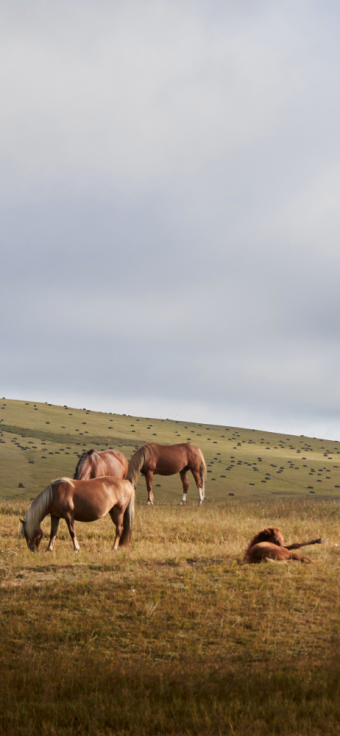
[199,449,207,500]
[73,449,95,479]
[120,484,135,547]
[127,445,149,488]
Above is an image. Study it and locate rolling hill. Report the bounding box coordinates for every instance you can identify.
[1,397,340,503]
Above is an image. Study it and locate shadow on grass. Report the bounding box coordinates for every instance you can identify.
[1,655,340,735]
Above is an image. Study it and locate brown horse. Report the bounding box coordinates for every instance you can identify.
[20,476,134,552]
[74,448,128,480]
[127,443,207,505]
[245,527,322,563]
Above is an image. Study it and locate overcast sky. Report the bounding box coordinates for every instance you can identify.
[2,0,340,438]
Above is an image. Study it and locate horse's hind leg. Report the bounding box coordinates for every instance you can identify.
[285,538,322,551]
[64,513,80,551]
[46,515,60,551]
[180,470,189,504]
[145,470,154,505]
[290,552,315,563]
[191,469,204,505]
[265,557,288,564]
[109,507,124,550]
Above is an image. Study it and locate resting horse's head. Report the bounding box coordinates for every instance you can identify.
[245,527,284,557]
[257,527,284,546]
[19,519,44,552]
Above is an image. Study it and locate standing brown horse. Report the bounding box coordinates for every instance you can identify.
[74,448,128,480]
[127,443,207,505]
[245,527,322,563]
[20,476,134,552]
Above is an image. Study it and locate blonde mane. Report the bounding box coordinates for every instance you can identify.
[21,484,53,540]
[127,445,151,487]
[52,477,73,484]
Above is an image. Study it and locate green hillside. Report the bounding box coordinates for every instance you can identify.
[1,397,340,503]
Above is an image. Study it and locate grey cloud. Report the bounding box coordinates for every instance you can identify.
[2,0,340,438]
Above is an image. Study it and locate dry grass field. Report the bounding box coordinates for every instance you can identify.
[0,399,340,735]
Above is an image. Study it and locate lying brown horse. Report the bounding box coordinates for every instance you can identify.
[20,476,134,552]
[74,448,128,480]
[245,527,322,563]
[127,443,207,505]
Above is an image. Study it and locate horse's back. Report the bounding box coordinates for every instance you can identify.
[77,449,128,480]
[74,476,132,504]
[148,443,202,474]
[99,450,128,479]
[246,542,291,563]
[51,476,132,522]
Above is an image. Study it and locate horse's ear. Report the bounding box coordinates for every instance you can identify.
[19,518,25,525]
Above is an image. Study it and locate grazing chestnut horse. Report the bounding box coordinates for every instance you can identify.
[20,476,134,552]
[127,443,207,505]
[245,527,322,563]
[74,448,128,480]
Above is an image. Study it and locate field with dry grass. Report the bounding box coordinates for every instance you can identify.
[1,498,340,735]
[0,399,340,734]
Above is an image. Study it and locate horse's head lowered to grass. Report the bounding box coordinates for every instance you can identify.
[18,483,53,552]
[19,518,44,552]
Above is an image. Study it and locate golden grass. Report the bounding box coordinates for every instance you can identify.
[1,398,340,733]
[0,499,339,735]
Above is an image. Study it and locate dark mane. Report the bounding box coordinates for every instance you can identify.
[245,527,284,557]
[73,449,95,479]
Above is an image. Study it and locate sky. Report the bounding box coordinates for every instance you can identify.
[2,0,340,438]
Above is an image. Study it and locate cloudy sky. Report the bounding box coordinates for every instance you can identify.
[2,0,340,438]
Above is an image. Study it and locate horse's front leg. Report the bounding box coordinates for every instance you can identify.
[145,470,154,505]
[46,515,60,551]
[192,470,204,505]
[180,469,189,504]
[64,513,80,551]
[290,552,315,563]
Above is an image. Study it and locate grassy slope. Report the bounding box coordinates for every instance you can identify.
[1,397,340,503]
